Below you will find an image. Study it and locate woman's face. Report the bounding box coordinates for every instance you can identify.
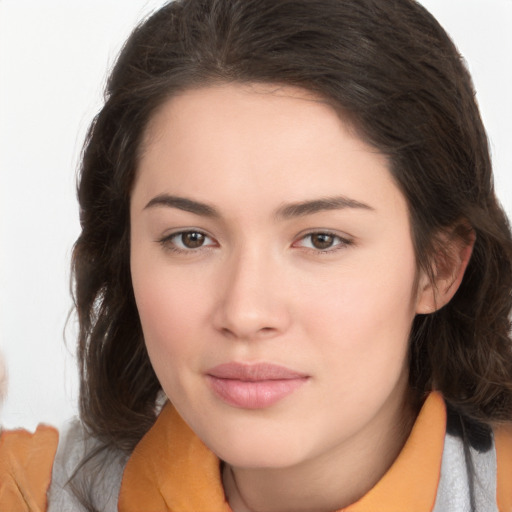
[130,83,429,469]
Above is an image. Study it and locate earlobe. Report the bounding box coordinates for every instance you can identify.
[415,225,475,314]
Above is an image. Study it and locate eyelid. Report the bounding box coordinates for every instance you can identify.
[157,228,218,253]
[292,229,354,252]
[156,227,353,255]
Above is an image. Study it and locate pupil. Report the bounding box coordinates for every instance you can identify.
[312,233,333,249]
[183,232,205,248]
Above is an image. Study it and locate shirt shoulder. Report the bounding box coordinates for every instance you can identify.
[434,409,512,512]
[48,418,128,512]
[0,424,58,511]
[495,424,512,512]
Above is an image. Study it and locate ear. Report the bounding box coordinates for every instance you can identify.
[415,223,475,314]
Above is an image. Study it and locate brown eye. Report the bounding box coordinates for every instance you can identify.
[160,230,215,252]
[293,231,352,253]
[181,231,206,248]
[310,233,335,250]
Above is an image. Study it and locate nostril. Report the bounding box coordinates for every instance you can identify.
[220,327,235,338]
[218,325,279,341]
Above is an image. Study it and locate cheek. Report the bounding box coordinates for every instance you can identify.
[299,258,418,426]
[131,268,214,408]
[301,245,418,374]
[131,259,209,365]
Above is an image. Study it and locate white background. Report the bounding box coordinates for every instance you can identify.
[1,0,511,430]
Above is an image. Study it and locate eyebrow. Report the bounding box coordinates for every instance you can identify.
[144,194,374,219]
[144,194,220,217]
[275,196,374,219]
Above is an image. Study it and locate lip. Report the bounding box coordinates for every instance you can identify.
[206,362,309,409]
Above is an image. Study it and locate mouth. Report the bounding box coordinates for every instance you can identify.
[206,362,309,409]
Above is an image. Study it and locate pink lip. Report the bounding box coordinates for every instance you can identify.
[206,363,309,409]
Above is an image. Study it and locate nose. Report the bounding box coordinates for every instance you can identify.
[212,247,291,341]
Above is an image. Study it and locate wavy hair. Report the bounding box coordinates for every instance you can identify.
[73,0,512,453]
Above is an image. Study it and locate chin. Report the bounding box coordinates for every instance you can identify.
[202,420,315,470]
[219,446,307,470]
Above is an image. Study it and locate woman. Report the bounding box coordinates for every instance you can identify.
[1,0,511,510]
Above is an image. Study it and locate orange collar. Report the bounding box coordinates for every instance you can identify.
[118,403,230,512]
[119,392,446,512]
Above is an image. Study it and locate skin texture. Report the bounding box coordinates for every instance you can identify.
[130,83,468,512]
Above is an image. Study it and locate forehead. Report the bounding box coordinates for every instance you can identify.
[134,83,405,220]
[140,83,347,155]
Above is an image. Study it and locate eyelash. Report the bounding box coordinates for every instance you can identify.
[158,230,217,254]
[157,230,353,255]
[293,231,353,254]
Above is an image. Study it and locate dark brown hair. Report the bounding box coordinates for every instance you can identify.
[73,0,512,454]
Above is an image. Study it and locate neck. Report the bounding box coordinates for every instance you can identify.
[223,386,418,512]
